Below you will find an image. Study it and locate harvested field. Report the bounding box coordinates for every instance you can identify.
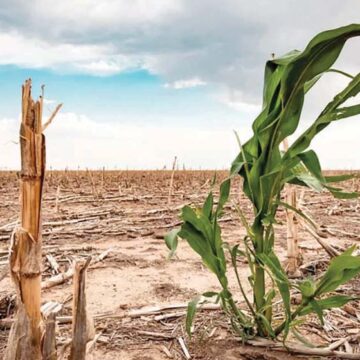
[0,170,359,359]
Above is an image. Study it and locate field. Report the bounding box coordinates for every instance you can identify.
[1,170,360,359]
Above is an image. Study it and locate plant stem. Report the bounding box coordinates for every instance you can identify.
[253,221,265,310]
[227,293,248,325]
[252,220,268,335]
[233,256,256,318]
[274,301,308,335]
[254,265,265,310]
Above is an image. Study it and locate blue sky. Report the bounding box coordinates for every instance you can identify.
[0,66,226,123]
[0,65,254,169]
[0,0,359,169]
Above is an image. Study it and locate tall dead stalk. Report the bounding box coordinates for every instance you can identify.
[101,166,105,192]
[55,185,61,213]
[5,79,62,360]
[283,139,301,277]
[167,156,177,205]
[297,192,340,258]
[285,187,301,276]
[87,168,99,199]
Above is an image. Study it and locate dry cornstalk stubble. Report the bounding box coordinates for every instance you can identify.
[69,257,94,360]
[5,80,62,360]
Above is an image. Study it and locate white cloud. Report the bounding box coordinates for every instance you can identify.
[1,0,359,92]
[1,0,357,114]
[0,31,147,75]
[29,0,182,27]
[0,32,112,70]
[164,77,207,89]
[43,98,57,105]
[0,0,359,101]
[216,89,261,113]
[0,112,244,170]
[1,111,358,170]
[76,58,136,76]
[0,1,359,169]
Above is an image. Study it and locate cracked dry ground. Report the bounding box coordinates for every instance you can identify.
[0,170,359,359]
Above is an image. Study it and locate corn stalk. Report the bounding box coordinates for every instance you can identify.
[168,24,360,340]
[283,139,301,277]
[5,80,61,360]
[230,24,360,336]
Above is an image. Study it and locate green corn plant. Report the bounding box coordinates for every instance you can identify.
[166,24,360,340]
[179,179,253,336]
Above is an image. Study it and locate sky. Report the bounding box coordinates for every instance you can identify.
[0,0,359,170]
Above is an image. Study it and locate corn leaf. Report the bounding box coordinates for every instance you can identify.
[325,174,357,183]
[179,222,220,276]
[299,295,357,317]
[216,178,231,216]
[203,192,213,219]
[164,228,180,258]
[186,292,221,337]
[325,184,359,199]
[309,299,324,325]
[315,250,360,296]
[286,73,360,158]
[186,295,201,337]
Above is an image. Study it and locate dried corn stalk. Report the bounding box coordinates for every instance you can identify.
[285,187,301,276]
[167,156,177,205]
[283,139,301,277]
[5,80,61,360]
[69,258,94,360]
